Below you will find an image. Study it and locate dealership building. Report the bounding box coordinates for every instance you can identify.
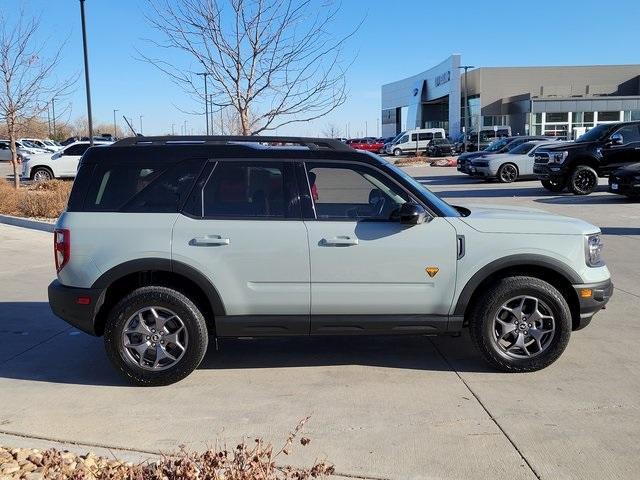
[381,55,640,139]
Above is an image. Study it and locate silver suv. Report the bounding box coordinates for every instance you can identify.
[48,136,613,385]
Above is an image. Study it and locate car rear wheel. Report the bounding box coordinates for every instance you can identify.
[104,286,208,386]
[541,178,566,192]
[469,276,571,372]
[32,167,53,182]
[393,148,402,157]
[569,165,598,195]
[497,163,518,183]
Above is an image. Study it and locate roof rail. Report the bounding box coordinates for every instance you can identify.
[112,135,352,151]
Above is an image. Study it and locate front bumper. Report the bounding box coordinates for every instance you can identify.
[533,163,566,181]
[48,280,105,335]
[609,176,640,196]
[573,278,613,326]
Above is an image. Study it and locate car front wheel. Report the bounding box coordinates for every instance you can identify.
[469,276,571,372]
[393,148,402,157]
[104,286,208,386]
[569,165,598,195]
[498,163,518,183]
[32,167,53,182]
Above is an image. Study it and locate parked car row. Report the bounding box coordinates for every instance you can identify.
[20,140,112,181]
[456,121,640,199]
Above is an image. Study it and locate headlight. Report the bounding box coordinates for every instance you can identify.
[549,151,568,164]
[585,234,604,267]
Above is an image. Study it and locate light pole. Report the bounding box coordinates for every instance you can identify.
[113,109,118,138]
[459,65,475,152]
[139,115,143,135]
[79,0,94,145]
[171,124,175,135]
[46,104,51,137]
[51,97,56,138]
[183,120,187,136]
[196,72,209,135]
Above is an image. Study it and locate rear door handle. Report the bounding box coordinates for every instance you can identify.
[190,235,230,246]
[321,236,358,246]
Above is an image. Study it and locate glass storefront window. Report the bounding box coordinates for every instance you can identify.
[623,111,640,121]
[584,112,594,122]
[597,111,621,122]
[545,112,568,123]
[533,113,543,124]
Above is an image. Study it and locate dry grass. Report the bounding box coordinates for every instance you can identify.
[0,179,72,219]
[0,418,335,479]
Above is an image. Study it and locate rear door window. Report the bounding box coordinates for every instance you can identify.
[200,161,300,219]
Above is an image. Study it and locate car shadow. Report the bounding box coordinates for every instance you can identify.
[535,192,636,205]
[600,227,640,236]
[0,302,494,386]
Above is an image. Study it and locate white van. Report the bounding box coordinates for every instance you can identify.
[385,128,446,156]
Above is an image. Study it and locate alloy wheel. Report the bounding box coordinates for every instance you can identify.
[121,306,188,371]
[499,164,518,183]
[33,169,52,182]
[492,295,555,359]
[574,170,597,193]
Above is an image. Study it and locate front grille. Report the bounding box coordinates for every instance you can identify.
[534,152,549,164]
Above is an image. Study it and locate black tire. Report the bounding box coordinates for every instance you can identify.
[469,276,571,372]
[393,148,402,157]
[541,178,566,192]
[497,163,518,183]
[104,286,208,386]
[569,165,598,195]
[32,167,53,182]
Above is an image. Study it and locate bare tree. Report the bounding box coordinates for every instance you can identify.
[141,0,359,135]
[321,122,341,138]
[0,11,76,187]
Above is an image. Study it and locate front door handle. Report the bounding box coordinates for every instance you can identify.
[190,235,230,246]
[321,236,358,246]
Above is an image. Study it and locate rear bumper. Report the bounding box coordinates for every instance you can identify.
[48,280,105,335]
[573,278,613,326]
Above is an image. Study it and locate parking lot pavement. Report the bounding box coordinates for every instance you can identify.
[1,168,639,479]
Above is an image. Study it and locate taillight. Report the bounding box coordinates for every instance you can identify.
[54,228,70,273]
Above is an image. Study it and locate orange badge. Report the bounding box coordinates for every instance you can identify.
[425,267,439,278]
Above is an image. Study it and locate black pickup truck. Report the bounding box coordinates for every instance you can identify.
[533,121,640,195]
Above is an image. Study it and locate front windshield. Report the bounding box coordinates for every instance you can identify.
[485,138,510,152]
[576,124,611,143]
[381,159,460,217]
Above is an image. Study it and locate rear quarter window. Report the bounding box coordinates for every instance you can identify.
[83,159,204,212]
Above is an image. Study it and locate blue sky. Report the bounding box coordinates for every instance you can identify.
[6,0,640,137]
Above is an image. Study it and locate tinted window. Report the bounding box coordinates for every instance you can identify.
[418,132,433,141]
[64,144,90,156]
[305,163,409,221]
[399,135,409,143]
[410,134,417,141]
[0,142,8,150]
[202,162,298,218]
[434,131,444,139]
[614,125,640,144]
[86,166,162,211]
[123,159,204,212]
[509,142,536,155]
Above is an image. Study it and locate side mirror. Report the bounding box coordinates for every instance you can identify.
[392,202,427,225]
[609,133,623,146]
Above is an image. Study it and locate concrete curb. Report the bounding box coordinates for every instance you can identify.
[0,214,55,233]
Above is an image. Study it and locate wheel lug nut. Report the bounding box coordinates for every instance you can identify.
[146,336,150,340]
[529,323,532,327]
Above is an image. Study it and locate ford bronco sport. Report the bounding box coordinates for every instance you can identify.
[48,136,613,385]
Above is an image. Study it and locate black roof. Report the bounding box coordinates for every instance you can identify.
[83,135,379,165]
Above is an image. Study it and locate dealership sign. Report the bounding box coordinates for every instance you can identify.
[435,71,451,87]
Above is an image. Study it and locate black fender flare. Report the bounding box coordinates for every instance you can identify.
[453,254,582,316]
[91,258,226,316]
